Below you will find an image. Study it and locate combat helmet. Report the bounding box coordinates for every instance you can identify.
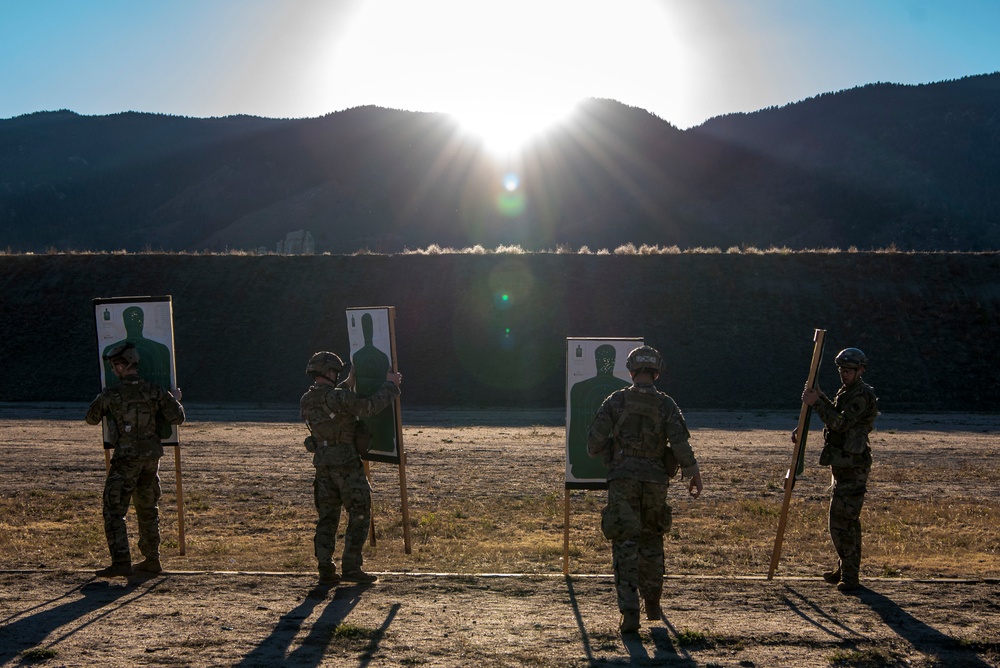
[834,348,868,369]
[626,345,666,376]
[103,342,139,367]
[306,351,344,379]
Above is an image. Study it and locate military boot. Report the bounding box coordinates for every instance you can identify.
[96,562,133,578]
[838,562,860,592]
[318,563,340,585]
[644,595,662,621]
[822,567,842,584]
[837,570,861,593]
[620,610,641,634]
[134,558,162,574]
[341,569,377,583]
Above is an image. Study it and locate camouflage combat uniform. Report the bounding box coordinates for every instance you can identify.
[814,378,879,587]
[300,380,399,577]
[587,382,699,616]
[86,374,185,567]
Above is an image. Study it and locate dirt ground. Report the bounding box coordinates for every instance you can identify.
[1,405,998,667]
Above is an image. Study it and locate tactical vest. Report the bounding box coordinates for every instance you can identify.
[612,387,668,460]
[301,386,357,446]
[109,380,159,445]
[824,381,879,455]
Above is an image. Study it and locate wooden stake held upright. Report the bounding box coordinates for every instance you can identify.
[387,308,413,555]
[768,328,826,580]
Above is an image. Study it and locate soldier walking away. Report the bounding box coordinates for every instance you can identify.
[85,342,185,577]
[300,351,402,585]
[801,347,879,593]
[586,346,703,634]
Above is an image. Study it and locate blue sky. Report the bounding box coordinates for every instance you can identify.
[2,0,998,135]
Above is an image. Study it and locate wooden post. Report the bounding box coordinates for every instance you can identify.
[397,442,412,555]
[768,328,826,580]
[563,489,571,575]
[387,309,412,554]
[173,442,186,555]
[364,460,377,546]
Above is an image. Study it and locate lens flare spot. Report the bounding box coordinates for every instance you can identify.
[494,291,513,309]
[489,258,535,301]
[496,190,525,217]
[500,327,515,350]
[503,173,519,191]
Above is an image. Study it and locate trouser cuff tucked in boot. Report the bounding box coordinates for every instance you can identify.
[620,610,641,634]
[643,594,662,620]
[318,563,341,585]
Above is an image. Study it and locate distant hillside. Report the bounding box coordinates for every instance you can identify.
[1,252,997,412]
[2,73,999,253]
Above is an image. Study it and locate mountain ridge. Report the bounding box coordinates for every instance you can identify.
[2,73,999,253]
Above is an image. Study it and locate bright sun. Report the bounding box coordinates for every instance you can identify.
[329,0,684,150]
[450,97,581,156]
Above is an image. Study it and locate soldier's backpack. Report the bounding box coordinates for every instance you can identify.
[611,387,679,477]
[112,381,160,441]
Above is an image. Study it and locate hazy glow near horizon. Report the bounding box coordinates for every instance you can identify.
[325,0,677,153]
[2,0,999,135]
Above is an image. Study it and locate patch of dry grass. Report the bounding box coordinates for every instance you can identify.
[1,483,997,578]
[0,412,997,580]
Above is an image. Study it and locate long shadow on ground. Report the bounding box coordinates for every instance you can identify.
[857,585,994,667]
[236,582,385,667]
[0,575,159,663]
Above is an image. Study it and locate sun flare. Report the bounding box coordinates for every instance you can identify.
[324,1,696,134]
[451,97,581,156]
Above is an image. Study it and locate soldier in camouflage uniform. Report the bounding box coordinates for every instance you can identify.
[587,346,703,634]
[802,347,879,592]
[300,351,402,585]
[85,342,185,577]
